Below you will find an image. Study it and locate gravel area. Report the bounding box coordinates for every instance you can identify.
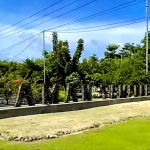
[0,100,150,137]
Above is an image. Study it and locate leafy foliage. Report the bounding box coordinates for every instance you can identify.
[0,32,150,96]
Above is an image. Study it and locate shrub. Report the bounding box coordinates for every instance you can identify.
[59,91,66,102]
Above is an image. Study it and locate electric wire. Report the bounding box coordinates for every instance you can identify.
[0,0,142,40]
[12,19,146,61]
[0,0,81,36]
[0,0,99,39]
[53,17,146,32]
[0,33,41,52]
[56,18,146,33]
[44,0,144,32]
[13,33,42,59]
[0,17,145,53]
[0,0,144,53]
[0,0,64,33]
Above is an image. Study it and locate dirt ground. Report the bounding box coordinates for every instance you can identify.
[0,101,150,137]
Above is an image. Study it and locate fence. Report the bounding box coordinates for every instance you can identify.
[1,84,150,106]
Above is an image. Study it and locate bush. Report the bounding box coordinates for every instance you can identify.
[59,91,66,102]
[0,88,4,94]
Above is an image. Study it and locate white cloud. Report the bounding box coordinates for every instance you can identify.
[0,19,147,61]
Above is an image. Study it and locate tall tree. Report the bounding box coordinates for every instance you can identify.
[52,32,58,53]
[120,43,141,58]
[104,44,119,59]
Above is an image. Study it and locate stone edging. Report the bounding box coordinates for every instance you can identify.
[0,114,148,142]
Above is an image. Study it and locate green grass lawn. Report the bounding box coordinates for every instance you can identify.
[0,117,150,150]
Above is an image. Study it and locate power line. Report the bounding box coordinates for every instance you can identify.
[0,18,145,54]
[13,33,42,60]
[0,0,144,53]
[0,0,80,37]
[11,19,146,61]
[0,33,41,53]
[0,0,98,39]
[54,17,146,32]
[55,19,146,33]
[45,0,144,32]
[0,0,141,40]
[0,0,64,33]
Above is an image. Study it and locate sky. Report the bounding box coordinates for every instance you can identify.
[0,0,148,61]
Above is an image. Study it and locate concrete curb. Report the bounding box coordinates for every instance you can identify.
[0,96,149,119]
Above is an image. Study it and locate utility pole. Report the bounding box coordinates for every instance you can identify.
[42,31,46,104]
[146,0,149,74]
[43,31,46,84]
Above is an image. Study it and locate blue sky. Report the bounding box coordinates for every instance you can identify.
[0,0,148,61]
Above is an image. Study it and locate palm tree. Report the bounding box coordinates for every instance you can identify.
[21,58,42,80]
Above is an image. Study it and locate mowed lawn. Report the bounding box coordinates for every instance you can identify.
[0,117,150,150]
